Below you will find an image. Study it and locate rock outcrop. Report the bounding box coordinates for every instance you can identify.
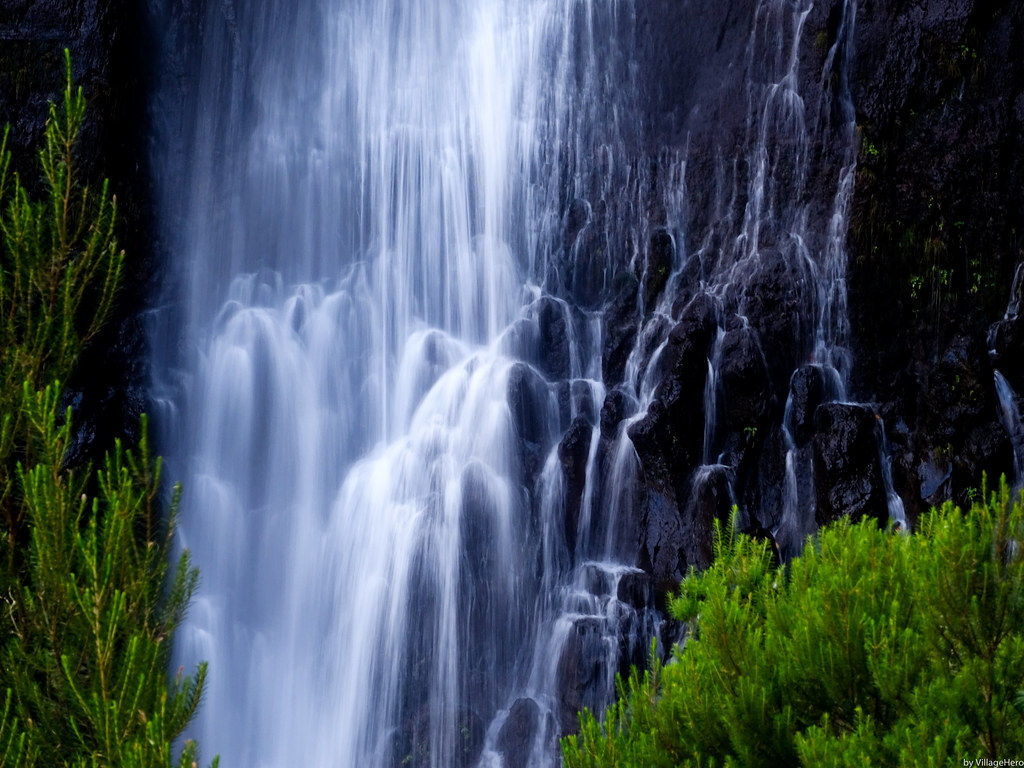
[848,0,1024,517]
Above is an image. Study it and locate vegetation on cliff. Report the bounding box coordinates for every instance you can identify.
[0,55,210,768]
[563,482,1024,768]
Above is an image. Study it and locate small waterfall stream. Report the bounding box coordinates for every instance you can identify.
[992,263,1024,488]
[148,0,888,765]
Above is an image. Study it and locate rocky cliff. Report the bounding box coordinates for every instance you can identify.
[2,0,1022,570]
[850,0,1024,518]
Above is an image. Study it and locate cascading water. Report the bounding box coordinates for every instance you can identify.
[149,0,887,765]
[151,1,647,765]
[992,263,1024,488]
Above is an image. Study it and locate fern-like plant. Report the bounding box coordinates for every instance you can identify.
[563,481,1024,768]
[0,50,123,563]
[0,53,213,768]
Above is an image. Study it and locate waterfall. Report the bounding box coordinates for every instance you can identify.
[148,0,876,765]
[995,371,1024,488]
[992,264,1024,489]
[152,1,644,765]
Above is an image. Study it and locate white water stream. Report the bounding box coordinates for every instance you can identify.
[148,0,876,765]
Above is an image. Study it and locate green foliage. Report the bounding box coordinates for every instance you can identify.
[0,54,212,767]
[563,483,1024,768]
[0,50,123,558]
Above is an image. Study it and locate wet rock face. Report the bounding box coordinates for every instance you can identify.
[396,705,485,768]
[496,698,540,768]
[639,478,688,593]
[555,617,607,736]
[919,334,1014,492]
[990,264,1024,385]
[719,326,774,437]
[813,404,886,526]
[535,297,573,382]
[643,228,674,312]
[848,0,1024,512]
[788,365,829,445]
[616,570,653,610]
[559,416,595,553]
[603,269,641,386]
[687,465,735,570]
[740,250,813,398]
[507,362,552,487]
[626,293,719,590]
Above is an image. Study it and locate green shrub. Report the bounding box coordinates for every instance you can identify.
[0,54,212,767]
[563,482,1024,768]
[0,51,122,558]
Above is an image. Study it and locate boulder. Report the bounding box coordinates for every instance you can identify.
[813,404,886,525]
[719,325,774,436]
[616,570,653,609]
[555,617,607,735]
[495,698,540,768]
[600,387,634,439]
[787,365,828,445]
[686,464,734,569]
[535,297,573,382]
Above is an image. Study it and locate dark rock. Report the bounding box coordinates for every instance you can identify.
[570,379,600,425]
[616,570,653,609]
[581,563,615,597]
[739,424,792,541]
[646,293,718,421]
[566,222,606,310]
[600,388,634,439]
[990,262,1024,384]
[918,454,953,507]
[535,297,573,382]
[686,464,734,569]
[638,478,686,594]
[555,617,607,736]
[961,422,1015,504]
[643,228,674,312]
[921,334,992,440]
[813,404,886,526]
[740,250,811,397]
[563,198,591,253]
[504,297,577,383]
[507,363,552,484]
[918,334,1014,501]
[630,313,673,389]
[788,365,828,445]
[559,416,595,554]
[396,705,485,768]
[496,698,540,768]
[719,325,774,436]
[848,0,1024,512]
[671,255,703,316]
[602,269,640,386]
[626,293,720,590]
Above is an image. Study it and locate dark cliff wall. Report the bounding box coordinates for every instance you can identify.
[849,0,1024,517]
[2,0,1021,529]
[0,0,155,460]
